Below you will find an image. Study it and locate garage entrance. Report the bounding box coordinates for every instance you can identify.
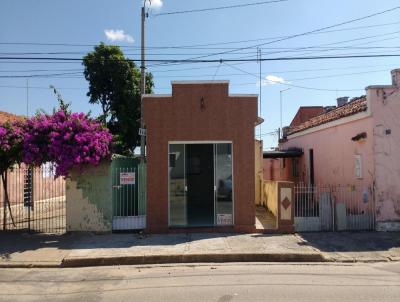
[168,142,233,228]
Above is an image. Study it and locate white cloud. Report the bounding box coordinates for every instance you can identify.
[149,0,163,9]
[104,29,134,43]
[261,75,288,86]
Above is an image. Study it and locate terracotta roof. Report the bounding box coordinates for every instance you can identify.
[290,106,325,127]
[0,111,25,124]
[287,96,367,135]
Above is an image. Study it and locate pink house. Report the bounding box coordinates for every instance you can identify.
[264,69,400,231]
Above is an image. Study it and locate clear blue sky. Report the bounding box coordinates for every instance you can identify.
[1,0,399,148]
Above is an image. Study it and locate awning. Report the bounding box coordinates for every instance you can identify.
[263,149,303,159]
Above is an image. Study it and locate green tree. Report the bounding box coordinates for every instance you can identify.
[83,42,153,155]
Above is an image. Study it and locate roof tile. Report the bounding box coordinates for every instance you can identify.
[287,96,367,135]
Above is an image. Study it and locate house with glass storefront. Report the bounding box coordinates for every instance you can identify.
[143,81,261,233]
[66,80,295,234]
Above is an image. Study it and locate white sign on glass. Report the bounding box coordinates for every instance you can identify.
[217,214,233,226]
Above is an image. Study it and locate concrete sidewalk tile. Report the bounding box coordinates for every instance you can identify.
[187,233,229,252]
[2,231,400,267]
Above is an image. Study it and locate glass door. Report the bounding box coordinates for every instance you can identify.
[215,143,233,226]
[186,144,215,227]
[169,144,186,226]
[169,142,233,227]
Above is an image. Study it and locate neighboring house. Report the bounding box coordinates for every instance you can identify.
[264,69,400,231]
[0,110,25,123]
[289,106,325,127]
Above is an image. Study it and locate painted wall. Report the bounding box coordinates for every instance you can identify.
[255,140,263,205]
[263,181,278,216]
[368,83,400,225]
[263,157,296,182]
[66,161,112,232]
[262,181,294,233]
[280,115,374,193]
[0,164,65,208]
[144,82,258,233]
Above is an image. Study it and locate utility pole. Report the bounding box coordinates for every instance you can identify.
[279,88,290,139]
[140,1,146,159]
[258,48,262,140]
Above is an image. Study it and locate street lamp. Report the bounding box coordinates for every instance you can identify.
[280,88,290,139]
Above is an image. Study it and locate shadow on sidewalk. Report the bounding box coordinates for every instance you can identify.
[297,231,400,253]
[0,231,304,257]
[0,231,79,260]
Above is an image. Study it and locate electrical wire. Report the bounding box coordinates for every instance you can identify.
[1,53,399,64]
[148,6,400,67]
[152,0,289,17]
[1,45,400,57]
[1,21,399,50]
[222,62,364,91]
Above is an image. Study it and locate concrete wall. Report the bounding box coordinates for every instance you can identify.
[263,181,278,217]
[262,181,294,233]
[255,140,263,205]
[66,161,112,232]
[368,84,400,229]
[263,157,297,182]
[281,115,374,191]
[143,82,258,233]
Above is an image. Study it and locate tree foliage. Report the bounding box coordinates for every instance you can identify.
[23,107,113,177]
[0,104,113,225]
[0,120,25,175]
[83,43,154,155]
[0,120,26,225]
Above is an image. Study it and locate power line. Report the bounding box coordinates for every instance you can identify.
[145,22,400,50]
[149,5,400,67]
[148,21,400,49]
[152,0,289,17]
[1,62,396,75]
[2,66,386,91]
[222,62,364,92]
[271,31,400,59]
[1,20,399,50]
[0,68,83,73]
[2,45,400,57]
[1,53,400,64]
[0,72,82,78]
[285,68,391,82]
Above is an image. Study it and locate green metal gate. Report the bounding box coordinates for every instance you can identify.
[111,157,146,230]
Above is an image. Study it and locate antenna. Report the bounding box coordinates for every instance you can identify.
[26,78,29,117]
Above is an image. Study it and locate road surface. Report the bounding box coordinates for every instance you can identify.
[0,262,399,301]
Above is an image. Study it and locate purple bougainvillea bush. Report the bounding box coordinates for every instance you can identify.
[0,120,25,174]
[23,109,113,177]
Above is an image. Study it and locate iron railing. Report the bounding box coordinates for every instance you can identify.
[294,183,375,232]
[0,165,66,233]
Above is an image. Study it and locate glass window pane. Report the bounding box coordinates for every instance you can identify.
[169,144,186,226]
[216,143,233,225]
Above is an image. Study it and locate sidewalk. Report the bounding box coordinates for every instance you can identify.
[0,231,399,268]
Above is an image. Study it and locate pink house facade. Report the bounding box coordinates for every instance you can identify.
[265,69,400,231]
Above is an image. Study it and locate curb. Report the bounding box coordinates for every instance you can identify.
[61,253,327,267]
[0,262,61,268]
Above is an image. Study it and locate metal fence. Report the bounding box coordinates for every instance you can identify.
[0,165,66,233]
[294,183,375,232]
[111,159,146,231]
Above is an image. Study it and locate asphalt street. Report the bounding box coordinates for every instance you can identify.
[0,262,399,302]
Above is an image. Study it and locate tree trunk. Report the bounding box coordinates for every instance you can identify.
[1,171,16,228]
